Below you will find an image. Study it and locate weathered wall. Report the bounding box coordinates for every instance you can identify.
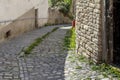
[0,0,48,24]
[0,8,35,42]
[76,0,102,62]
[47,8,72,25]
[37,0,48,27]
[0,0,48,42]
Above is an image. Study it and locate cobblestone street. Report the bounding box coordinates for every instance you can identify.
[1,0,120,80]
[0,25,70,80]
[0,25,118,80]
[23,26,69,80]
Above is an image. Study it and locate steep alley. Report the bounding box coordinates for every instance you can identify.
[0,25,70,80]
[0,25,118,80]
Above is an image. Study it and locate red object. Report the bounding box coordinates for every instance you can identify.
[72,20,75,28]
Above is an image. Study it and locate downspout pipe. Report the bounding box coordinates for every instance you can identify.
[101,0,108,63]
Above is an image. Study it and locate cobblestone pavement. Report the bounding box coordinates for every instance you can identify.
[22,26,118,80]
[22,27,70,80]
[0,25,118,80]
[0,25,68,80]
[65,51,118,80]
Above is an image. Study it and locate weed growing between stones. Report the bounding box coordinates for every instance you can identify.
[63,28,76,50]
[62,27,120,79]
[77,54,120,79]
[63,27,120,79]
[24,27,59,55]
[68,51,120,79]
[90,63,120,79]
[75,66,82,69]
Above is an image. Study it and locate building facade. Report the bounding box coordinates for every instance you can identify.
[0,0,48,42]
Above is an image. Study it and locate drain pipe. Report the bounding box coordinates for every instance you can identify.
[101,0,108,63]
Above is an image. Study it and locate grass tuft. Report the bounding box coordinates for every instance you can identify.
[76,66,82,69]
[64,28,76,49]
[63,27,120,79]
[24,27,59,54]
[91,63,120,79]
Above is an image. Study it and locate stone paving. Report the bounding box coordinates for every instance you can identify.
[64,51,118,80]
[0,25,119,80]
[22,27,70,80]
[0,25,68,80]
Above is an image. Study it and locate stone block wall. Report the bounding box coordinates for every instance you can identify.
[76,0,102,62]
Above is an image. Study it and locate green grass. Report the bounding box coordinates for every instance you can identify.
[91,63,120,79]
[75,54,120,79]
[76,66,82,69]
[77,55,88,62]
[63,27,120,79]
[73,52,120,79]
[24,27,59,54]
[74,53,120,79]
[64,28,76,49]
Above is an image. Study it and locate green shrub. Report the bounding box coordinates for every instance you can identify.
[57,2,70,15]
[64,28,76,49]
[49,0,72,17]
[49,0,63,7]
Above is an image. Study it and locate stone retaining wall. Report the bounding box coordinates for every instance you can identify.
[76,0,102,62]
[47,8,72,25]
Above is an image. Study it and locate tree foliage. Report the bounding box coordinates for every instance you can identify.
[49,0,72,17]
[49,0,63,7]
[64,0,72,5]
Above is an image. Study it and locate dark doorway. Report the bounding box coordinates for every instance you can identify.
[113,0,120,64]
[35,9,38,28]
[5,30,11,38]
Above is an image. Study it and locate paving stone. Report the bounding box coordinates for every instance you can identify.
[13,75,20,79]
[0,25,116,80]
[22,26,70,79]
[101,78,110,80]
[20,73,24,78]
[3,73,13,79]
[0,25,65,80]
